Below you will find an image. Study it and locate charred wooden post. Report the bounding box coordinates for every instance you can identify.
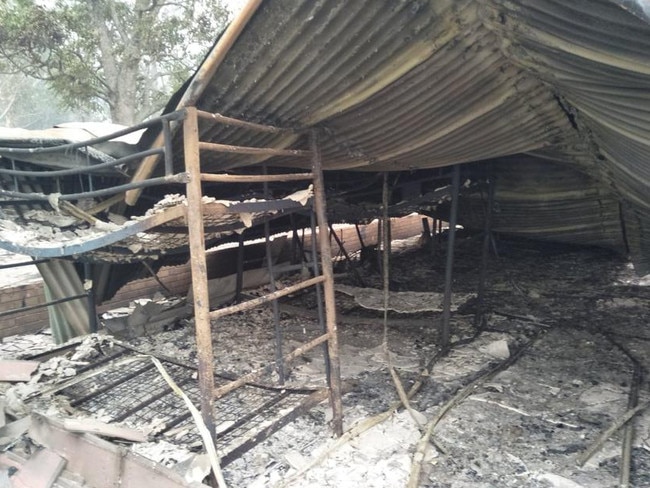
[310,129,344,436]
[183,107,218,465]
[441,164,461,349]
[475,176,495,330]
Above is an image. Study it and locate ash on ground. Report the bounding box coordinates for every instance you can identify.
[2,234,649,488]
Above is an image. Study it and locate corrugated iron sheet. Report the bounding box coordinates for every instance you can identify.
[462,158,625,250]
[158,0,649,272]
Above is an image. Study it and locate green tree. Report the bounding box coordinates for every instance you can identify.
[0,0,230,125]
[0,73,87,128]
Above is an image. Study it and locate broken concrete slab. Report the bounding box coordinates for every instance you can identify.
[0,360,39,382]
[9,448,66,488]
[0,417,30,448]
[29,413,207,488]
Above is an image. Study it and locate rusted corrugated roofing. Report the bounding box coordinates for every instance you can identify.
[155,0,649,272]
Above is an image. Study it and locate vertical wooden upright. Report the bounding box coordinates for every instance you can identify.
[183,107,217,446]
[310,129,344,436]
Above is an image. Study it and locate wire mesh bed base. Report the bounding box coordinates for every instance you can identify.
[29,340,326,467]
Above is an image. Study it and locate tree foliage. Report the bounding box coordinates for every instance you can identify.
[0,0,230,125]
[0,73,86,128]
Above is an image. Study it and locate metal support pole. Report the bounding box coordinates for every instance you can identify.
[441,164,461,349]
[263,167,284,384]
[290,215,307,265]
[183,107,218,463]
[421,218,431,238]
[235,233,244,303]
[354,223,366,250]
[84,263,98,333]
[474,177,495,330]
[376,217,383,276]
[329,224,365,287]
[310,129,343,436]
[311,212,329,381]
[382,172,391,314]
[162,118,174,176]
[430,218,437,255]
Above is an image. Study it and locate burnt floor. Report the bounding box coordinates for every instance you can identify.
[222,233,650,487]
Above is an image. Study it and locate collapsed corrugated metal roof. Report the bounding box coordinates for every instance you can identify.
[0,124,137,174]
[0,0,649,274]
[136,0,649,272]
